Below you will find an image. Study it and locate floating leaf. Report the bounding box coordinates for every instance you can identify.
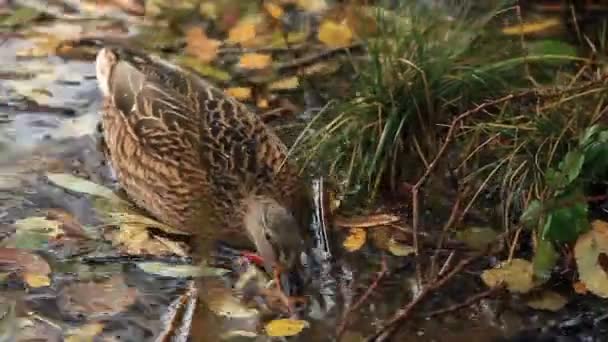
[318,20,353,48]
[526,291,568,311]
[136,262,229,278]
[343,228,366,252]
[57,275,136,318]
[574,220,608,298]
[185,27,221,63]
[456,226,498,251]
[225,87,252,101]
[334,213,399,228]
[387,238,415,256]
[239,53,272,70]
[269,76,299,90]
[228,22,256,45]
[501,18,561,35]
[46,173,124,203]
[481,258,535,293]
[265,319,309,337]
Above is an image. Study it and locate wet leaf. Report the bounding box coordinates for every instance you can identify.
[46,173,124,203]
[343,228,366,252]
[175,56,231,81]
[318,20,353,48]
[8,216,64,249]
[58,275,137,318]
[0,7,40,27]
[387,238,415,256]
[23,273,50,288]
[107,212,190,235]
[136,262,229,278]
[269,76,299,90]
[64,323,105,342]
[334,213,399,228]
[13,217,62,238]
[185,27,221,63]
[532,238,558,282]
[228,22,256,45]
[0,248,51,288]
[559,150,584,185]
[296,0,327,12]
[456,226,498,251]
[263,1,283,19]
[501,18,561,35]
[45,209,91,239]
[481,258,535,293]
[573,281,588,294]
[110,221,188,257]
[264,318,309,337]
[574,220,608,298]
[225,87,252,101]
[239,53,272,70]
[526,291,568,311]
[204,286,259,318]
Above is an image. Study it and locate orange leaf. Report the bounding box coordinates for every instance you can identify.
[228,22,256,45]
[264,1,284,19]
[225,87,252,101]
[239,53,272,69]
[318,20,353,48]
[185,27,221,63]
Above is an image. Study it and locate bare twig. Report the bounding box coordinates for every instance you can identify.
[424,286,504,318]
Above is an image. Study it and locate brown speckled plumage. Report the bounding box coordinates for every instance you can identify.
[95,47,309,269]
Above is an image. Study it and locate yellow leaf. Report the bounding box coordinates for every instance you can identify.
[387,238,415,256]
[185,27,221,63]
[269,76,299,90]
[257,97,269,109]
[265,319,309,337]
[481,258,534,293]
[525,290,568,312]
[574,220,608,298]
[343,228,366,252]
[65,323,105,342]
[239,53,272,70]
[318,20,353,48]
[23,273,50,288]
[501,18,561,35]
[228,22,256,45]
[225,87,252,101]
[296,0,327,12]
[264,1,284,19]
[199,2,217,19]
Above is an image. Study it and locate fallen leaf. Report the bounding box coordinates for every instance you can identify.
[0,7,41,27]
[175,56,231,81]
[501,18,561,35]
[46,173,125,203]
[23,273,50,288]
[573,281,588,294]
[269,76,299,90]
[203,285,259,318]
[239,53,272,70]
[574,220,608,298]
[387,238,415,257]
[265,318,309,337]
[526,291,568,311]
[456,226,498,251]
[107,212,189,235]
[0,248,51,288]
[13,217,62,238]
[136,262,229,278]
[45,209,90,239]
[264,1,283,19]
[334,213,399,228]
[257,97,269,109]
[185,27,221,63]
[296,0,327,12]
[225,87,253,100]
[318,19,353,48]
[64,323,105,342]
[481,258,534,293]
[343,228,366,252]
[228,22,256,45]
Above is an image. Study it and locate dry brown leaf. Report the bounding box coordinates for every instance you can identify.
[239,53,272,69]
[265,318,309,337]
[228,22,256,45]
[318,20,353,48]
[264,1,284,19]
[481,258,534,293]
[343,228,366,252]
[334,213,399,228]
[225,87,253,100]
[185,27,221,63]
[574,220,608,298]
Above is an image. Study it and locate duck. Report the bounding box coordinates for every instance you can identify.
[94,46,311,291]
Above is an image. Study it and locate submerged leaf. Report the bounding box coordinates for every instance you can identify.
[136,262,229,278]
[46,173,124,203]
[481,258,535,293]
[265,319,309,337]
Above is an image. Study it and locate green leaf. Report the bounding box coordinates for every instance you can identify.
[545,168,566,190]
[526,40,578,66]
[579,124,601,148]
[532,238,558,282]
[542,202,589,242]
[521,200,543,228]
[558,150,584,185]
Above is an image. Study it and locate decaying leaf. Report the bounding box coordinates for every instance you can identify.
[225,87,253,100]
[343,228,366,252]
[481,258,535,293]
[574,220,608,298]
[228,22,257,45]
[0,248,51,288]
[318,19,353,48]
[46,173,125,203]
[185,27,221,63]
[239,53,272,70]
[265,318,309,337]
[525,291,568,311]
[136,262,229,278]
[387,238,415,257]
[334,213,399,228]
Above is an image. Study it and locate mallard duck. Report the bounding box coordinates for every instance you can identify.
[94,46,310,283]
